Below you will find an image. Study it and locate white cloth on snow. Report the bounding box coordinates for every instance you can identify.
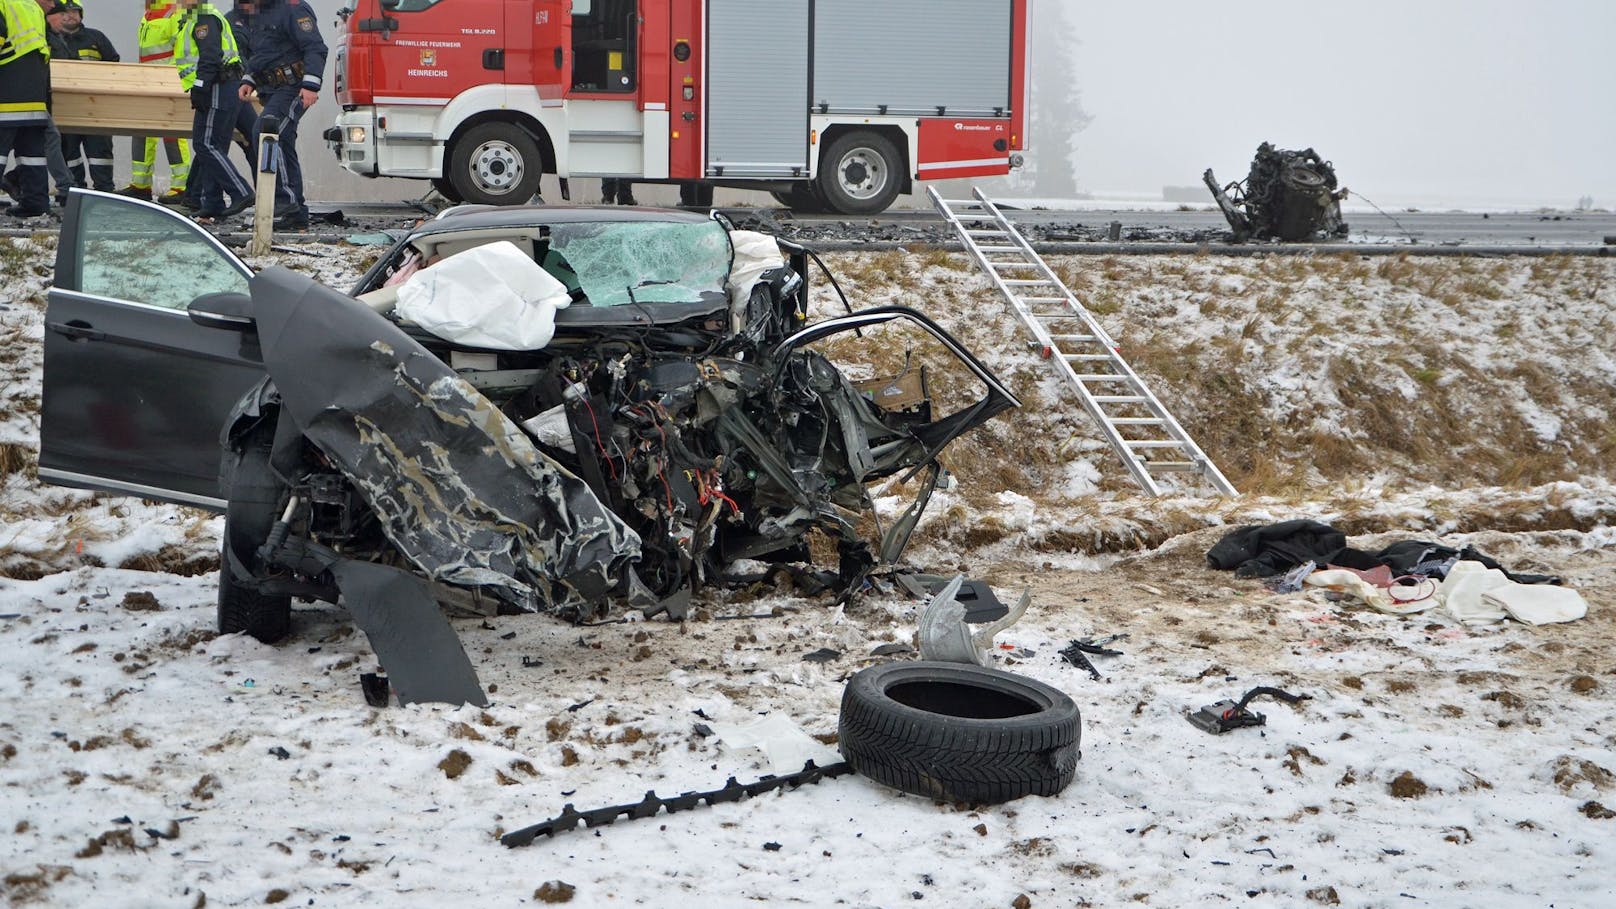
[1481,583,1587,625]
[395,240,571,350]
[1436,559,1586,625]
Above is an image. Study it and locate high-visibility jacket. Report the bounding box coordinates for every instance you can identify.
[138,1,180,64]
[0,0,50,122]
[173,3,241,92]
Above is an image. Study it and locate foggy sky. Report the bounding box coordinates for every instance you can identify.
[1068,0,1616,209]
[65,0,1616,209]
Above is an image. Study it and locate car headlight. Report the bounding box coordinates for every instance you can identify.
[347,126,367,145]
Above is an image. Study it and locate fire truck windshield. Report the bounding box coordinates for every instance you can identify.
[547,220,733,309]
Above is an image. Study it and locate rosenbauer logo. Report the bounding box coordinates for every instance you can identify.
[953,123,1005,132]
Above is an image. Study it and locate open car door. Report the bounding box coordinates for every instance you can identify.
[39,191,266,510]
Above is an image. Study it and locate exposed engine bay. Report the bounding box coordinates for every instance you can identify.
[218,216,1018,702]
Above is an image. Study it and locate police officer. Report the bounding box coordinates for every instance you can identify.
[235,0,325,230]
[0,0,52,218]
[173,0,251,220]
[49,0,119,192]
[223,0,255,173]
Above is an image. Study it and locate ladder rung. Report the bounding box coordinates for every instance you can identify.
[1142,461,1201,472]
[1093,395,1147,404]
[1024,297,1066,303]
[1125,440,1187,449]
[989,261,1040,269]
[1060,352,1111,360]
[978,246,1019,253]
[1110,418,1166,425]
[1003,279,1055,286]
[965,229,1006,236]
[1074,374,1132,382]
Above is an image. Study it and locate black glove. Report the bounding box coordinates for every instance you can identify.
[190,86,208,111]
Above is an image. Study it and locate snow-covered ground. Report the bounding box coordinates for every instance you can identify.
[3,236,1613,907]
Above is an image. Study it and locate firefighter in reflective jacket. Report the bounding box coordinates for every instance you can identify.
[173,0,251,220]
[0,0,52,217]
[49,0,119,192]
[121,0,192,203]
[235,0,325,229]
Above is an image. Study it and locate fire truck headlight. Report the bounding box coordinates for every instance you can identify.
[1009,153,1025,169]
[347,126,368,145]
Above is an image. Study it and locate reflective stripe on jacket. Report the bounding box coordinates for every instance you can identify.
[0,0,48,66]
[0,0,49,119]
[138,3,179,63]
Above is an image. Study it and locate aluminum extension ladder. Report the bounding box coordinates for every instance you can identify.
[927,187,1237,497]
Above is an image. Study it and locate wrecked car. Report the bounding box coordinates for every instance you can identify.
[39,191,1018,704]
[1204,142,1349,242]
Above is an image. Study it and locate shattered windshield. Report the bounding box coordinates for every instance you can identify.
[549,220,732,308]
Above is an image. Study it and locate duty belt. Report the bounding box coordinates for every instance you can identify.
[254,61,304,87]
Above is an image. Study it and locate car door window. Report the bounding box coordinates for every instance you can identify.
[75,193,248,310]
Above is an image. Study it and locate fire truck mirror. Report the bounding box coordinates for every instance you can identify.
[674,41,691,62]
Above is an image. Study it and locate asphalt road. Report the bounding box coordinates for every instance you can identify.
[834,205,1616,248]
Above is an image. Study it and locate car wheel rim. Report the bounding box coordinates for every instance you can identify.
[837,147,886,201]
[470,141,524,194]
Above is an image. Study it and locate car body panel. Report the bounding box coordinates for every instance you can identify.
[39,191,261,510]
[251,266,642,609]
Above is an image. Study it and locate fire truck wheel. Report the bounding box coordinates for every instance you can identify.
[431,177,465,204]
[816,131,902,215]
[448,123,544,206]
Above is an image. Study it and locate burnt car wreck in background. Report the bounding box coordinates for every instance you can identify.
[1204,142,1349,242]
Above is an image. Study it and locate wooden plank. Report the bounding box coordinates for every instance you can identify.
[50,59,191,139]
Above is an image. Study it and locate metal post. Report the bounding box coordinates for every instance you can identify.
[247,131,279,256]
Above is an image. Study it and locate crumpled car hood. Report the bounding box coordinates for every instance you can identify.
[248,266,642,609]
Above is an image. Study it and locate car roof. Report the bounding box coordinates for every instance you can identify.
[410,204,716,239]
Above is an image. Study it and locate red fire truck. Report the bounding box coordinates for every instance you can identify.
[327,0,1030,213]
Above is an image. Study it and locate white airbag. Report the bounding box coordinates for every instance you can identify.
[395,241,571,350]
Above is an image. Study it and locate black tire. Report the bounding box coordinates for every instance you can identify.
[431,176,464,204]
[769,183,827,213]
[815,131,903,215]
[447,122,544,206]
[217,423,291,643]
[838,661,1080,804]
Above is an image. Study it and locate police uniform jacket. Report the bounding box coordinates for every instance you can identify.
[177,5,236,91]
[224,6,252,65]
[238,0,325,93]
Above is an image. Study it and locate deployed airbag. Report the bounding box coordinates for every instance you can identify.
[396,240,572,350]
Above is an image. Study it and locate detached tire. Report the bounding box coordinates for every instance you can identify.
[838,661,1080,804]
[448,122,543,206]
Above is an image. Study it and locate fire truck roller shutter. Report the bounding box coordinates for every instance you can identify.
[446,121,545,206]
[705,0,810,180]
[812,0,1013,117]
